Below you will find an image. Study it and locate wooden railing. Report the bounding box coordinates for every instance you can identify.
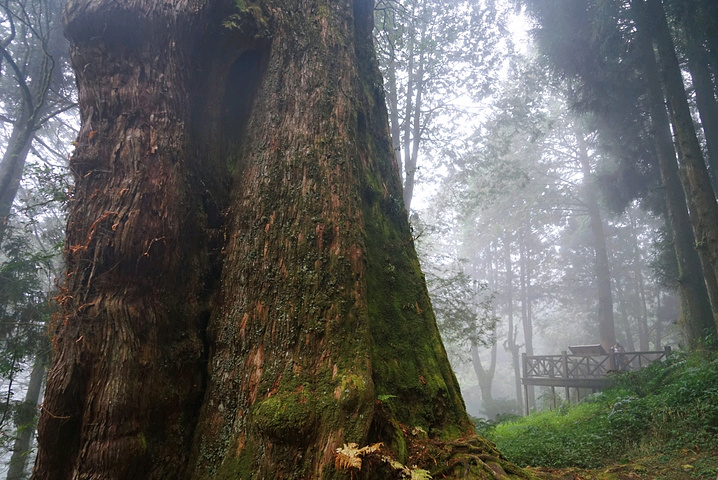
[521,346,671,414]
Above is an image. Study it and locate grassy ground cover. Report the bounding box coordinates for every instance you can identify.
[475,351,718,479]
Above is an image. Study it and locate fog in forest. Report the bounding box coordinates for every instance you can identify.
[375,0,706,421]
[0,0,717,478]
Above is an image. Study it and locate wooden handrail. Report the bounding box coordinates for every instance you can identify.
[523,346,671,381]
[521,346,671,415]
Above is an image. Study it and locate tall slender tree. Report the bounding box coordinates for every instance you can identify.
[627,0,717,347]
[7,353,47,480]
[522,0,718,347]
[574,123,617,350]
[374,0,508,210]
[0,0,74,248]
[643,0,718,341]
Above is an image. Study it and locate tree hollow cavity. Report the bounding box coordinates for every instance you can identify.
[222,49,268,170]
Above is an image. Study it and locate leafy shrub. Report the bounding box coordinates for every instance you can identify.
[484,351,718,468]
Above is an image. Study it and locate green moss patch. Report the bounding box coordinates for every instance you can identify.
[251,391,316,442]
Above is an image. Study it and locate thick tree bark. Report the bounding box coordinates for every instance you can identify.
[35,7,226,476]
[34,1,528,479]
[632,0,718,346]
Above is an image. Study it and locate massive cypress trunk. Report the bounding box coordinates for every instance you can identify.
[34,6,223,476]
[33,1,529,478]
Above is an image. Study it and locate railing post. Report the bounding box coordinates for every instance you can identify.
[562,350,569,403]
[664,345,671,357]
[524,383,529,416]
[521,353,528,415]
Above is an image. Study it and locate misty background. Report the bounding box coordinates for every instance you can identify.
[0,0,717,476]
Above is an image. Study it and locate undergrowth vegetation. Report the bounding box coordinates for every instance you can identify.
[475,351,718,469]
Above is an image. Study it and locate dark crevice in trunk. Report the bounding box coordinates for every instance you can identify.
[182,41,272,472]
[222,50,269,166]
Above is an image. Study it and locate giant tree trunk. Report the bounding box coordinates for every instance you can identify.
[33,1,528,479]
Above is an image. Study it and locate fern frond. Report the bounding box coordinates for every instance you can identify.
[410,467,432,480]
[334,442,383,472]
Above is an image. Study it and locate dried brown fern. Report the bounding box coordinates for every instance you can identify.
[334,442,383,471]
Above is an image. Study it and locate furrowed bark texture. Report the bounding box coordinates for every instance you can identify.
[33,1,523,479]
[189,3,473,478]
[33,2,235,477]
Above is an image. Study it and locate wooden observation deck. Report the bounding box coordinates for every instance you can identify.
[521,345,672,414]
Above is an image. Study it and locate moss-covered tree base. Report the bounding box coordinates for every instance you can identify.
[326,402,535,479]
[337,432,539,479]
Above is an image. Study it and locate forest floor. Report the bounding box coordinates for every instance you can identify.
[530,449,718,480]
